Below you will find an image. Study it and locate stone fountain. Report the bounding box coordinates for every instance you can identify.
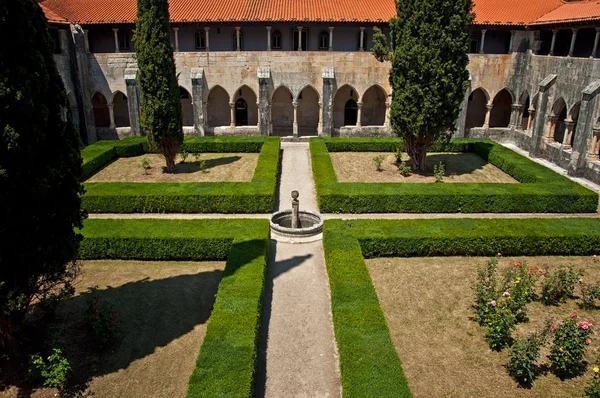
[270,191,323,241]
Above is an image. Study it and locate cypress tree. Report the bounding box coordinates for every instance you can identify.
[379,0,473,170]
[0,0,85,353]
[135,0,183,172]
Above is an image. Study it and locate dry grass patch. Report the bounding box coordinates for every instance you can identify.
[0,260,224,398]
[87,153,259,183]
[367,256,600,398]
[330,152,518,183]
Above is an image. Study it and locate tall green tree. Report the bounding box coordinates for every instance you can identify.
[376,0,473,170]
[135,0,183,172]
[0,0,85,353]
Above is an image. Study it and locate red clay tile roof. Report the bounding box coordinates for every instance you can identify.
[473,0,562,26]
[39,2,69,24]
[39,0,396,24]
[531,1,600,25]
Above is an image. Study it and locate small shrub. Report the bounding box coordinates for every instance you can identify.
[193,152,201,162]
[585,351,600,397]
[581,282,600,309]
[548,315,593,378]
[473,258,498,326]
[85,287,120,349]
[198,159,209,173]
[508,332,546,387]
[373,155,385,172]
[180,145,189,163]
[394,146,403,164]
[485,299,516,351]
[29,348,70,391]
[500,262,540,322]
[141,157,151,175]
[433,161,445,182]
[541,265,583,305]
[398,163,412,177]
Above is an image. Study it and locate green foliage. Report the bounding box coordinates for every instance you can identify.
[371,26,390,62]
[135,0,183,171]
[373,155,385,171]
[508,332,547,387]
[85,287,120,349]
[141,156,151,174]
[0,0,85,353]
[29,348,71,391]
[323,223,412,397]
[433,161,445,182]
[472,258,498,326]
[500,262,539,322]
[586,353,600,397]
[387,0,473,169]
[81,136,148,179]
[310,138,598,213]
[81,137,280,213]
[398,162,412,177]
[580,281,600,309]
[548,316,593,377]
[541,266,582,306]
[485,299,516,351]
[180,145,189,163]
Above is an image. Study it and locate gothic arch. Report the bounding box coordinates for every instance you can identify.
[297,85,320,136]
[465,87,489,133]
[91,91,110,128]
[551,97,567,143]
[333,84,359,128]
[361,85,387,126]
[111,91,130,128]
[489,88,513,128]
[271,85,294,136]
[179,86,193,127]
[207,85,230,127]
[233,85,258,126]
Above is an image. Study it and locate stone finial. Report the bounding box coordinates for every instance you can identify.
[291,190,299,200]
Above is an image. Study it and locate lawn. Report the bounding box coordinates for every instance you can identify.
[367,256,600,398]
[87,153,259,183]
[330,152,517,183]
[0,260,225,398]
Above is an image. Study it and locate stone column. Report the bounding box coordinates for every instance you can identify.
[592,28,600,58]
[258,67,271,136]
[568,80,600,175]
[589,128,600,159]
[318,102,323,135]
[205,27,210,51]
[359,27,365,51]
[530,74,557,157]
[321,67,335,137]
[479,29,486,54]
[229,102,236,127]
[483,103,492,128]
[256,102,261,131]
[329,27,334,51]
[568,28,579,57]
[292,101,299,137]
[83,29,90,53]
[455,79,471,138]
[108,103,116,129]
[173,27,179,52]
[527,108,536,132]
[191,68,206,136]
[297,26,303,51]
[510,104,523,129]
[113,28,120,53]
[125,68,142,137]
[564,119,575,147]
[266,26,272,51]
[356,102,363,127]
[508,30,515,54]
[71,25,96,144]
[385,101,391,128]
[235,27,241,51]
[546,116,557,142]
[549,29,558,56]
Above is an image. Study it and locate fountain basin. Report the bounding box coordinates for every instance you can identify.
[270,210,323,238]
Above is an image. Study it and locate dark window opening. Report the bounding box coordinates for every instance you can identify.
[233,30,243,50]
[344,99,358,126]
[319,30,329,50]
[118,31,130,51]
[272,30,282,49]
[293,28,308,51]
[235,98,248,126]
[195,30,206,49]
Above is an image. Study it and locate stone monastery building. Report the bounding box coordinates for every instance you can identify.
[40,0,600,184]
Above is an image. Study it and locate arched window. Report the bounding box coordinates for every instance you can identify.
[195,30,206,50]
[272,30,282,50]
[118,30,130,51]
[235,98,248,126]
[344,99,358,126]
[319,30,329,50]
[233,29,243,50]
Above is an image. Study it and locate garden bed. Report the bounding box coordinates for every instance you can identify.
[87,153,259,183]
[311,138,598,213]
[367,256,600,398]
[81,136,280,213]
[330,151,518,183]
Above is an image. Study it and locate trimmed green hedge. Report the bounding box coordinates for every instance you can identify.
[311,138,598,213]
[323,217,600,397]
[79,218,269,397]
[81,137,280,213]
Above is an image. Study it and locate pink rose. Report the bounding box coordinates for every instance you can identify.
[559,348,564,353]
[490,300,497,307]
[571,314,578,319]
[549,323,558,332]
[497,252,502,257]
[586,339,592,345]
[503,291,510,297]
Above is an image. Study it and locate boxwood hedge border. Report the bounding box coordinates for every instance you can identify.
[311,138,598,213]
[81,136,280,213]
[79,218,270,397]
[323,217,600,397]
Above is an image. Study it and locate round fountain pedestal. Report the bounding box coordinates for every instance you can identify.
[270,210,323,243]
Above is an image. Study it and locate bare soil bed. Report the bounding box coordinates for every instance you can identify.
[330,152,518,183]
[367,256,600,398]
[87,153,259,182]
[0,260,224,398]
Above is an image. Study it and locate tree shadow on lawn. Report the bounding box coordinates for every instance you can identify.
[167,156,242,174]
[408,153,488,177]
